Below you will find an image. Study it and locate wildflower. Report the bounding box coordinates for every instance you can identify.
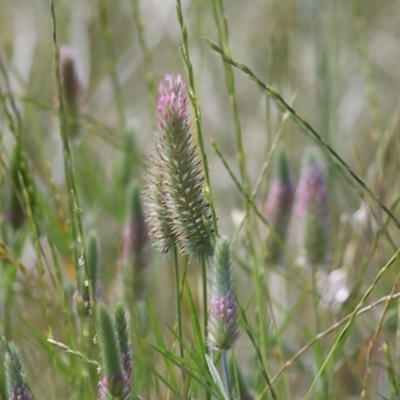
[113,301,133,378]
[86,231,102,301]
[144,74,214,261]
[264,145,294,264]
[208,237,239,350]
[96,303,131,398]
[122,182,151,300]
[97,375,131,400]
[4,147,27,230]
[295,149,330,268]
[60,45,83,140]
[4,342,33,400]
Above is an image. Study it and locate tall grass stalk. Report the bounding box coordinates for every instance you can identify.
[173,246,184,360]
[175,1,218,362]
[49,0,91,312]
[221,350,232,399]
[97,0,126,131]
[131,0,156,108]
[352,0,382,139]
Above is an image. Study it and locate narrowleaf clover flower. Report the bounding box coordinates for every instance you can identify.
[144,74,214,261]
[4,342,33,400]
[60,45,84,140]
[264,145,294,265]
[4,146,27,230]
[207,237,239,350]
[113,301,133,378]
[295,149,331,268]
[122,182,151,300]
[96,303,131,399]
[86,231,102,302]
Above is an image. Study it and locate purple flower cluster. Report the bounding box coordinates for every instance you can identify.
[263,147,331,269]
[97,374,131,400]
[9,384,32,400]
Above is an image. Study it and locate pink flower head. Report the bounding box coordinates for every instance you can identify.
[295,150,331,267]
[145,74,214,261]
[295,154,328,219]
[60,45,83,106]
[207,238,239,350]
[264,145,294,264]
[97,374,131,400]
[265,181,293,221]
[208,292,239,350]
[59,45,84,140]
[156,74,188,131]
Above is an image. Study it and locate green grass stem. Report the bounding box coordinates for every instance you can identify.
[49,0,91,313]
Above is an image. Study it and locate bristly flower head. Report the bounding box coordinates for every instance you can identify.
[144,74,214,261]
[60,45,83,140]
[207,237,239,351]
[5,342,33,400]
[96,303,131,399]
[113,301,133,378]
[4,146,27,230]
[264,145,294,265]
[122,182,151,300]
[295,149,331,267]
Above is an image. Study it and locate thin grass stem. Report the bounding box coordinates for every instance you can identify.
[176,0,218,237]
[222,350,232,400]
[97,0,126,131]
[310,264,329,399]
[173,245,184,360]
[131,0,156,109]
[49,0,91,312]
[201,258,208,345]
[204,37,400,231]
